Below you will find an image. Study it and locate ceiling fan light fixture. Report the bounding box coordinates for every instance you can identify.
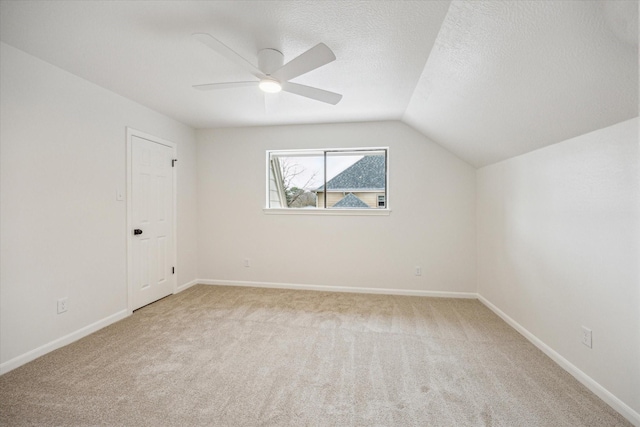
[259,78,282,93]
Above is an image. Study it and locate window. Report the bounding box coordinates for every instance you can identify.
[267,148,388,211]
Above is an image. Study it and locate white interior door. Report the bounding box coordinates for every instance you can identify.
[131,135,176,310]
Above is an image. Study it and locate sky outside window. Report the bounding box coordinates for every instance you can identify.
[285,155,363,190]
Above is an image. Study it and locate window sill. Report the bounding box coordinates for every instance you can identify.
[263,208,391,216]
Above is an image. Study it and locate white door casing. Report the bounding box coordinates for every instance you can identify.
[127,129,177,311]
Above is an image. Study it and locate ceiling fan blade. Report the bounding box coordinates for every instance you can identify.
[192,33,265,79]
[193,81,258,91]
[281,82,342,105]
[271,43,336,81]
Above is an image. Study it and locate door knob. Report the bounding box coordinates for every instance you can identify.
[133,229,143,235]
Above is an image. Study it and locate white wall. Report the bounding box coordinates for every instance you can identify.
[477,118,639,419]
[0,43,198,368]
[197,121,476,294]
[3,35,635,425]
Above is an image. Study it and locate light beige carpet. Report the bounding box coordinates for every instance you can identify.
[0,285,631,426]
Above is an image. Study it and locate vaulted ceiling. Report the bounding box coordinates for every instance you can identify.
[1,0,637,167]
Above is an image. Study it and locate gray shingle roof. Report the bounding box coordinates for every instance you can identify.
[332,193,370,208]
[316,155,385,191]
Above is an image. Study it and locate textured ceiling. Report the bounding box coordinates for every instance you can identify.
[404,0,639,167]
[0,0,450,128]
[0,0,637,167]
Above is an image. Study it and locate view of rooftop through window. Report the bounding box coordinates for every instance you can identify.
[268,149,387,209]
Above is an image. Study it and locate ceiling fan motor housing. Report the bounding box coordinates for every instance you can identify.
[258,48,284,75]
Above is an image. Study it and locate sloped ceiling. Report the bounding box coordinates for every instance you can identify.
[404,0,639,166]
[0,0,637,167]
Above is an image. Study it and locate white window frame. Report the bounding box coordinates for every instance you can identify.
[264,147,390,216]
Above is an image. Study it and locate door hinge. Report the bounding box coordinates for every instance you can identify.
[172,159,177,167]
[172,267,175,274]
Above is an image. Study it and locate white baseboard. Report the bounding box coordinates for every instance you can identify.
[198,279,478,299]
[176,278,198,293]
[478,294,640,427]
[0,309,130,375]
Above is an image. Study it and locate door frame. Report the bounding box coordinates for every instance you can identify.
[126,127,177,313]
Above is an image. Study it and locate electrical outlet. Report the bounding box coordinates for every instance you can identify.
[581,326,592,348]
[244,258,251,268]
[57,297,68,314]
[415,266,422,276]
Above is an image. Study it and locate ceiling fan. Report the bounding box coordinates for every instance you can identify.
[192,33,342,105]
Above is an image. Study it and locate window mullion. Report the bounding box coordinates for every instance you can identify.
[323,150,327,209]
[384,148,388,210]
